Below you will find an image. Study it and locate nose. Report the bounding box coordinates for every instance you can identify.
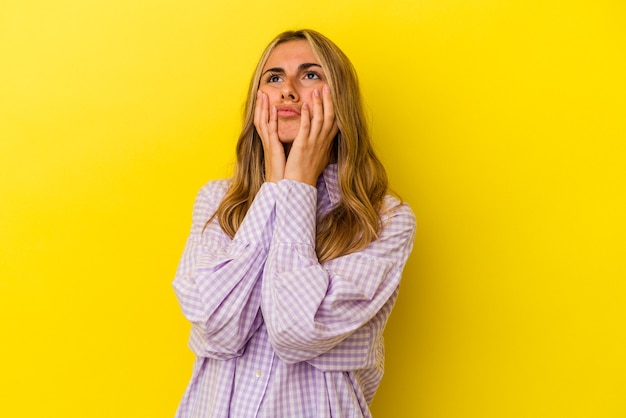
[281,80,299,101]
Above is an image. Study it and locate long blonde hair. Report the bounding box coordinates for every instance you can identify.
[211,29,388,263]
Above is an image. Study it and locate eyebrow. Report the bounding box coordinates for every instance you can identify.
[262,63,323,76]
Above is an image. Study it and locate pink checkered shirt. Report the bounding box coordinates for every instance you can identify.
[173,164,416,417]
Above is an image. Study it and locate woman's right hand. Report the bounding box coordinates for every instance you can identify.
[254,91,286,183]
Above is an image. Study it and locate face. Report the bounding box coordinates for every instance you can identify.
[259,40,329,143]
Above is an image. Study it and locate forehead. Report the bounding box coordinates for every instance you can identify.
[262,40,320,71]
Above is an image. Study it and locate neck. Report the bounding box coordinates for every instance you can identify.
[283,142,292,156]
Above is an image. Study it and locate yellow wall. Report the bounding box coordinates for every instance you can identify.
[1,0,624,416]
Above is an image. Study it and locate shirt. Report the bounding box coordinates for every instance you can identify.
[173,164,416,417]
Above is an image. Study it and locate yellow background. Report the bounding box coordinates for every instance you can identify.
[1,0,625,417]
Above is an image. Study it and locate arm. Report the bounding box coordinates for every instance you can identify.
[261,180,416,365]
[173,180,276,360]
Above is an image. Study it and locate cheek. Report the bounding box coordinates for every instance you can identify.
[258,88,278,102]
[300,87,316,103]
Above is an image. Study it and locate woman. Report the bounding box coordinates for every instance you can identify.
[173,29,416,417]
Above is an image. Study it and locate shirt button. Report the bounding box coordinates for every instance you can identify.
[254,369,262,378]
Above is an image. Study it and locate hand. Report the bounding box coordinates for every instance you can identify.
[254,90,286,183]
[284,85,339,186]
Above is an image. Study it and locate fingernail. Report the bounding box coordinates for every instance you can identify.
[314,89,320,97]
[323,84,330,94]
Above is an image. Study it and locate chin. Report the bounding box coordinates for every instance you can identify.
[277,130,297,144]
[277,122,299,144]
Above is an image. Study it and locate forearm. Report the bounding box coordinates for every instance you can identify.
[261,180,416,364]
[173,181,277,357]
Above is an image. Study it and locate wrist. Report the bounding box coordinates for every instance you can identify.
[283,171,318,187]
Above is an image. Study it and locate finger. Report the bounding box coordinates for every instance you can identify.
[308,88,324,140]
[254,90,263,129]
[268,104,279,143]
[296,102,312,142]
[321,84,338,138]
[255,92,271,142]
[300,89,324,140]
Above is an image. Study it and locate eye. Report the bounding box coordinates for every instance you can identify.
[266,73,282,83]
[304,71,321,80]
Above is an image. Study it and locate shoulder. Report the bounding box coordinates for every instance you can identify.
[339,194,415,266]
[375,194,417,249]
[381,194,416,227]
[192,178,232,219]
[197,178,231,202]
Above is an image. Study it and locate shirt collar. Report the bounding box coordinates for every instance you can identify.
[320,163,340,206]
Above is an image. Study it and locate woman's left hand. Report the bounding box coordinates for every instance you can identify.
[283,84,339,186]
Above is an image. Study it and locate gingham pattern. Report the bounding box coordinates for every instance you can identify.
[173,164,416,418]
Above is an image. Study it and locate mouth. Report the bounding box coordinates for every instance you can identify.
[276,105,301,118]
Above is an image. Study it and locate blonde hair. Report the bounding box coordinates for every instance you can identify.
[211,29,388,263]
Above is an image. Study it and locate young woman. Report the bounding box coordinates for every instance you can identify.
[173,29,416,418]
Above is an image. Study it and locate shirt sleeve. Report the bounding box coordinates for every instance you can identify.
[173,180,277,360]
[261,179,416,366]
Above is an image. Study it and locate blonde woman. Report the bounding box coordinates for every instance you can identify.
[173,29,416,417]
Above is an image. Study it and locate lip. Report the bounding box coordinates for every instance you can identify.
[276,105,301,118]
